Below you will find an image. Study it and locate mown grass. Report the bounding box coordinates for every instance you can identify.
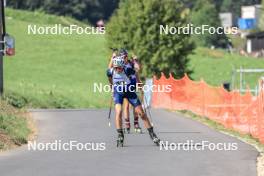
[3,8,264,108]
[189,48,264,90]
[4,8,111,108]
[6,8,86,26]
[0,100,32,150]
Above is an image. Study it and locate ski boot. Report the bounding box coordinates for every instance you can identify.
[148,127,160,146]
[134,124,142,134]
[117,129,124,147]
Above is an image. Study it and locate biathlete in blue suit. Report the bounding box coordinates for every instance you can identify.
[106,55,160,147]
[108,49,142,134]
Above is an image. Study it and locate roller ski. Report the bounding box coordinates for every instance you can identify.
[117,135,124,147]
[148,127,160,146]
[117,130,124,147]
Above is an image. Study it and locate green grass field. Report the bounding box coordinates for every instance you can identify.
[189,48,264,90]
[3,8,264,108]
[4,8,111,108]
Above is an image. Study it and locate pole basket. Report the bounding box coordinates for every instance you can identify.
[4,34,15,56]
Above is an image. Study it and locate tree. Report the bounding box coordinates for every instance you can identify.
[42,0,101,23]
[220,0,260,19]
[220,0,231,13]
[6,0,119,24]
[6,0,27,9]
[107,0,195,78]
[191,0,227,47]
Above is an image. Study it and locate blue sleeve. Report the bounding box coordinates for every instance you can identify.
[125,67,135,76]
[106,68,113,77]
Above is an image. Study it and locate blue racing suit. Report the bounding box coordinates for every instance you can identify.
[106,67,141,107]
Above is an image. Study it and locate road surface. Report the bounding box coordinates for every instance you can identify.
[0,109,259,176]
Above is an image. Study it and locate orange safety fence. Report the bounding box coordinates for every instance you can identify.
[152,73,264,143]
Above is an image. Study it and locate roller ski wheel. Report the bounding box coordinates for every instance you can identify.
[149,132,160,146]
[124,128,130,134]
[117,135,124,147]
[134,126,142,134]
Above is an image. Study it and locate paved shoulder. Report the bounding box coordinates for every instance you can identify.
[0,109,258,176]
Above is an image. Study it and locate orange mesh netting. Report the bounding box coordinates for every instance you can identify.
[152,73,264,143]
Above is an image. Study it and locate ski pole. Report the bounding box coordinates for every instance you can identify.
[108,98,113,127]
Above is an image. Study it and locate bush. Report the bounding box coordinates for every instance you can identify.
[107,0,195,78]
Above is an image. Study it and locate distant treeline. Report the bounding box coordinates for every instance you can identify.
[6,0,260,25]
[6,0,119,25]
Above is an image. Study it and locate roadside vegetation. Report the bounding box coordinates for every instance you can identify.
[0,100,34,151]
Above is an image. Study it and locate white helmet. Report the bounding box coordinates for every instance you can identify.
[112,55,125,68]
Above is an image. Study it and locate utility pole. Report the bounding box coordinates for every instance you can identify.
[0,0,5,95]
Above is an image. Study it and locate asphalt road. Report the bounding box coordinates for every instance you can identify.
[0,109,259,176]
